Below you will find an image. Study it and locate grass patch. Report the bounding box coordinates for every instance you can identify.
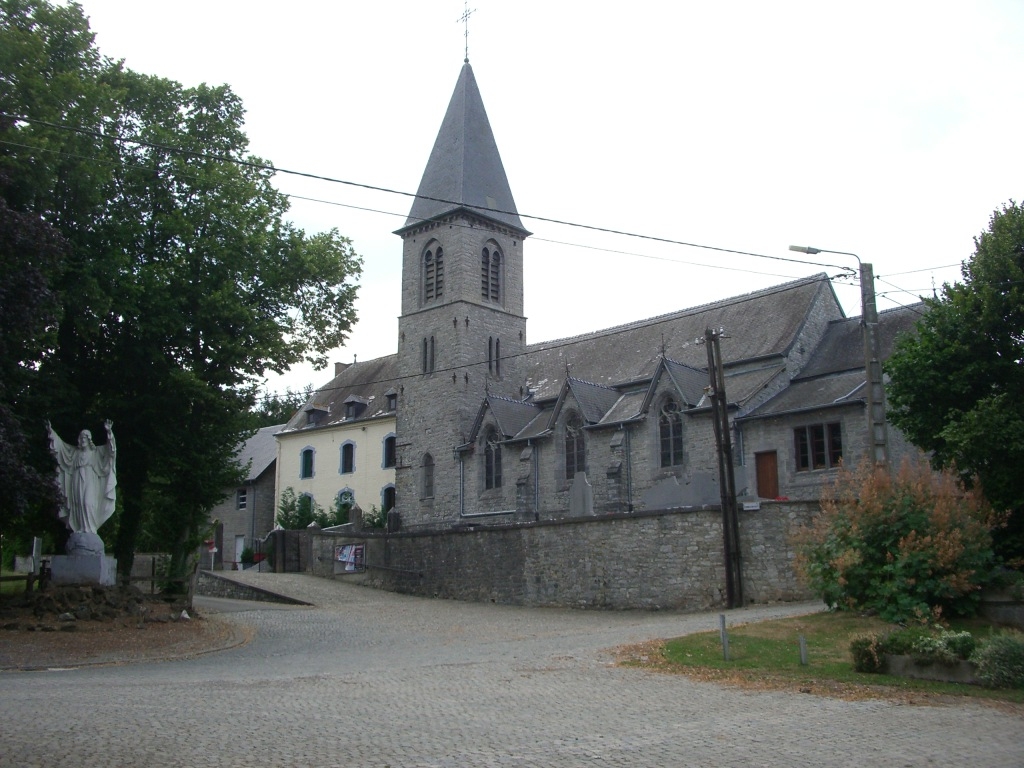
[632,611,1024,704]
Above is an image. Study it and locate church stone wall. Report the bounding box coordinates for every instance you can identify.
[309,501,818,610]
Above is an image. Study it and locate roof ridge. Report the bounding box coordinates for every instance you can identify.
[526,274,829,350]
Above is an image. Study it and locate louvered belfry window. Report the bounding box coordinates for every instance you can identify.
[481,246,500,302]
[424,246,444,301]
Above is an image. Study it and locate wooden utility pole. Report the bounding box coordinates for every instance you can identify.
[704,327,743,608]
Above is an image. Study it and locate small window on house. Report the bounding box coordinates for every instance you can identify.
[236,489,247,510]
[564,413,585,480]
[484,429,502,490]
[340,442,355,474]
[659,399,684,467]
[382,485,396,513]
[794,422,843,471]
[383,435,396,469]
[300,447,314,479]
[386,393,397,411]
[422,453,435,498]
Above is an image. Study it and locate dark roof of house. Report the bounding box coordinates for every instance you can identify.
[522,274,839,401]
[280,355,400,434]
[238,424,284,482]
[740,302,925,420]
[401,62,527,234]
[794,302,924,379]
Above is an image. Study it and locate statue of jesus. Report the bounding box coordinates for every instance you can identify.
[46,420,117,535]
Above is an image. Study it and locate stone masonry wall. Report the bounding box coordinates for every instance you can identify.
[309,501,818,610]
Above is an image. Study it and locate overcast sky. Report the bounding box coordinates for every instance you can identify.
[72,1,1024,398]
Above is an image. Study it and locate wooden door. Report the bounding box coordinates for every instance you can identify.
[755,451,779,499]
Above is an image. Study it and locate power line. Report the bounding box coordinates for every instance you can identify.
[5,115,854,273]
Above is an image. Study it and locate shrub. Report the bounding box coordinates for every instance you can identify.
[852,628,977,674]
[239,547,254,565]
[850,635,883,673]
[971,633,1024,689]
[363,504,387,529]
[794,461,1003,623]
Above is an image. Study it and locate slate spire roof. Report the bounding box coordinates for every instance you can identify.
[402,61,527,234]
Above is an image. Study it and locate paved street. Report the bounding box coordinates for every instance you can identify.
[1,573,1021,767]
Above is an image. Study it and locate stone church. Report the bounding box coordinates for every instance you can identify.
[275,60,921,541]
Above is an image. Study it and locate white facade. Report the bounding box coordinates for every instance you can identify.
[275,416,397,520]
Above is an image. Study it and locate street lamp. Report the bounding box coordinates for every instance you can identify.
[789,245,888,466]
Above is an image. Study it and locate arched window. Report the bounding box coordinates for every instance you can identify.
[424,245,444,302]
[481,245,501,302]
[382,484,396,512]
[340,441,355,474]
[422,453,435,499]
[484,429,502,490]
[300,447,315,479]
[659,398,684,467]
[382,434,396,469]
[564,413,585,480]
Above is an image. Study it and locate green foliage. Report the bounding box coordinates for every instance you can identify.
[363,504,387,529]
[276,488,321,530]
[0,1,362,581]
[252,386,312,429]
[852,628,977,673]
[971,632,1024,689]
[239,546,254,565]
[795,461,1002,623]
[886,201,1024,561]
[849,635,884,673]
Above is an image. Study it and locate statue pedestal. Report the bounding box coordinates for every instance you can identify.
[50,555,118,586]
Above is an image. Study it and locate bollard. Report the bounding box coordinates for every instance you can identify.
[799,634,808,666]
[720,614,730,661]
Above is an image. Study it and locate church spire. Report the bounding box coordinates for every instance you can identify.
[401,62,527,234]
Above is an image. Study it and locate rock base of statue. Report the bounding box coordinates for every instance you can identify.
[50,553,118,586]
[66,531,106,556]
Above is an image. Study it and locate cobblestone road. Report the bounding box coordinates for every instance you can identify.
[1,573,1021,767]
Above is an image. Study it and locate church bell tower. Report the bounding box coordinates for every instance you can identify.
[394,61,530,526]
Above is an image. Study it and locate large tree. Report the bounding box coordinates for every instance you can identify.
[0,0,362,580]
[886,201,1024,561]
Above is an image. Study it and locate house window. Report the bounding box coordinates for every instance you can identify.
[340,442,355,474]
[481,246,501,302]
[383,434,396,469]
[794,423,843,471]
[659,399,684,467]
[386,393,397,411]
[382,485,396,512]
[422,453,434,498]
[422,336,435,374]
[484,429,502,490]
[424,245,444,302]
[300,447,314,479]
[236,489,247,510]
[564,412,585,480]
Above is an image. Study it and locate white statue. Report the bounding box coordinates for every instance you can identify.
[46,420,117,536]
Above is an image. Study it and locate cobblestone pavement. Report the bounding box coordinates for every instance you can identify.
[1,573,1021,767]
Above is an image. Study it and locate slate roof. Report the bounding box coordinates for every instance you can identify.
[797,302,924,379]
[401,62,527,234]
[522,275,838,402]
[740,302,925,420]
[237,424,284,482]
[280,355,400,433]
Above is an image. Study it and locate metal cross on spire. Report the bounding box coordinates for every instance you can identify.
[459,1,476,62]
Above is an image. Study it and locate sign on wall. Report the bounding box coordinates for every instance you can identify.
[335,543,366,573]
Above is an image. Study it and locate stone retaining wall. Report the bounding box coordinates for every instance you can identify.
[309,501,818,610]
[195,571,309,604]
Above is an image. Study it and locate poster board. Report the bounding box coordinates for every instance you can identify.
[334,543,366,573]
